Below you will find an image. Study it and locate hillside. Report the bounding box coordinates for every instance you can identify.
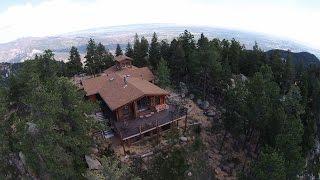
[266,49,320,67]
[0,24,319,63]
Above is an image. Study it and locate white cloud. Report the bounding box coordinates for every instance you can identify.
[0,0,319,49]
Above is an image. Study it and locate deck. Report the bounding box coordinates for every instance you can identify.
[114,104,187,141]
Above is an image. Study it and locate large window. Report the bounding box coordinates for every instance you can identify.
[137,96,150,111]
[123,105,130,116]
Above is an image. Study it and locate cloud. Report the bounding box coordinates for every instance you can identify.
[0,0,319,49]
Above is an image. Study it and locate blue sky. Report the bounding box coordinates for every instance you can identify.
[0,0,319,49]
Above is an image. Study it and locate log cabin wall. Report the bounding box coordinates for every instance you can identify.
[115,102,135,121]
[116,60,132,70]
[114,95,167,121]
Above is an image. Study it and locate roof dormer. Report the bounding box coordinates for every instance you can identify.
[115,55,133,70]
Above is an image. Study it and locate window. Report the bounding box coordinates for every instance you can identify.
[123,105,130,116]
[137,97,150,111]
[155,96,161,105]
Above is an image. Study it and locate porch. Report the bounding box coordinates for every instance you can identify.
[113,104,187,142]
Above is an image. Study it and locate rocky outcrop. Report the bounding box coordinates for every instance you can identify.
[85,155,102,170]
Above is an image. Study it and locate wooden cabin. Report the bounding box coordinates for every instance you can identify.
[81,55,186,145]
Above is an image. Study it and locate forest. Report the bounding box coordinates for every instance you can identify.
[1,30,320,179]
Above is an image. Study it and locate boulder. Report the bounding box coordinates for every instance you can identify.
[187,171,192,177]
[196,99,202,106]
[19,152,26,166]
[206,110,215,117]
[230,78,235,88]
[90,147,99,155]
[26,122,38,135]
[179,82,188,95]
[180,136,188,142]
[85,155,102,170]
[202,101,210,110]
[189,94,195,100]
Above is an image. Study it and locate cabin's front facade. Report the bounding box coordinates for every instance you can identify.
[113,95,167,121]
[82,55,187,145]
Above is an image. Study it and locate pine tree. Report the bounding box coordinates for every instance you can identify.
[197,33,209,50]
[178,30,196,83]
[169,39,187,84]
[276,85,304,178]
[97,43,114,70]
[133,34,149,67]
[160,40,170,61]
[36,49,59,81]
[84,38,97,75]
[0,79,7,118]
[125,43,134,58]
[1,53,101,178]
[149,32,161,69]
[269,50,285,85]
[229,39,243,74]
[66,46,83,77]
[156,58,170,88]
[253,147,286,180]
[115,44,123,56]
[140,36,149,66]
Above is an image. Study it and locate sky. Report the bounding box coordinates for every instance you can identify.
[0,0,319,49]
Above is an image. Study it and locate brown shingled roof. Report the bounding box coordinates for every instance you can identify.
[98,74,168,110]
[82,67,168,111]
[114,55,133,62]
[104,65,154,82]
[82,75,110,96]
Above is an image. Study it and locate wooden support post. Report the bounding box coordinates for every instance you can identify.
[121,139,126,155]
[156,119,160,144]
[128,138,132,147]
[119,132,126,155]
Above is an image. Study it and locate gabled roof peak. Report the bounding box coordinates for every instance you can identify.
[115,55,133,62]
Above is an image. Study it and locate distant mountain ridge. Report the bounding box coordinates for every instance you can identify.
[0,23,319,63]
[266,49,320,67]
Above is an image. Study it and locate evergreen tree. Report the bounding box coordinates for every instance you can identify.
[156,58,170,88]
[252,147,286,180]
[96,43,114,71]
[0,78,7,118]
[160,40,171,61]
[269,50,285,86]
[125,43,134,58]
[37,49,59,81]
[1,53,101,178]
[229,39,243,74]
[85,38,97,75]
[178,30,196,83]
[115,44,123,56]
[146,148,189,180]
[66,46,83,77]
[276,85,304,178]
[96,42,107,73]
[133,34,149,67]
[149,32,161,69]
[169,39,187,84]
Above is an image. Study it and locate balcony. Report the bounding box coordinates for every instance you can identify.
[113,104,187,141]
